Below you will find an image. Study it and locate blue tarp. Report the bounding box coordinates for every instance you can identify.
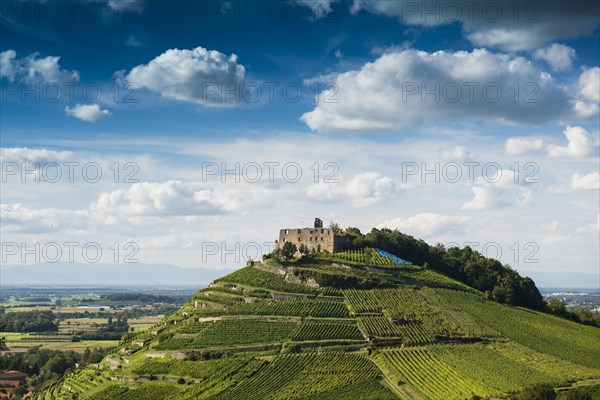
[374,248,413,266]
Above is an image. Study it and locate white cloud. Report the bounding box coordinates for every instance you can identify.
[65,104,112,122]
[1,138,597,282]
[301,48,569,132]
[462,170,535,211]
[377,213,472,238]
[0,203,88,233]
[576,214,600,234]
[124,46,245,107]
[351,1,599,52]
[295,0,337,18]
[504,137,544,156]
[574,67,600,117]
[534,43,576,72]
[0,147,73,164]
[578,67,600,103]
[462,186,506,211]
[571,172,600,190]
[91,181,236,218]
[90,180,252,219]
[125,35,144,48]
[106,0,145,12]
[440,146,471,161]
[306,172,399,206]
[547,126,599,158]
[0,50,79,83]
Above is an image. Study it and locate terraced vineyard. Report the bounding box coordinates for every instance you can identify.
[216,299,351,318]
[319,248,398,266]
[379,348,486,399]
[428,288,600,369]
[292,321,364,341]
[211,352,388,400]
[156,320,299,349]
[132,356,266,380]
[34,257,600,400]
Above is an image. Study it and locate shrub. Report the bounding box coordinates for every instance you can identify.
[514,383,556,400]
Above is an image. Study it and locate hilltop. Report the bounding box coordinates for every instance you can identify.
[32,229,600,400]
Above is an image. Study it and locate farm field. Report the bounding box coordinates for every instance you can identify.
[1,331,119,353]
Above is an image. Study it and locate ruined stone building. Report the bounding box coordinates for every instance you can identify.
[276,218,351,255]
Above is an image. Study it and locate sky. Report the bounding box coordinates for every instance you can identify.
[1,0,599,287]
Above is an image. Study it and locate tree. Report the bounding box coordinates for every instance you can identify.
[547,299,567,316]
[281,242,297,260]
[515,383,556,400]
[564,389,593,400]
[298,243,309,257]
[329,221,341,234]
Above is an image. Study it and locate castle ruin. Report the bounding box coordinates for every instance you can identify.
[276,218,351,255]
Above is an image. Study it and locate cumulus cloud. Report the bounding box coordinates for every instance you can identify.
[462,169,535,211]
[504,137,544,156]
[534,43,576,72]
[350,1,599,51]
[0,203,88,233]
[306,172,399,206]
[302,48,568,132]
[91,181,235,218]
[571,172,600,190]
[440,146,471,161]
[65,104,112,122]
[547,126,599,158]
[0,50,79,83]
[124,46,245,107]
[574,67,600,117]
[377,213,472,237]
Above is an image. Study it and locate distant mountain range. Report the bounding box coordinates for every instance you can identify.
[0,263,235,286]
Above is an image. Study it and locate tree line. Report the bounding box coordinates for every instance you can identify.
[345,227,546,310]
[0,310,59,333]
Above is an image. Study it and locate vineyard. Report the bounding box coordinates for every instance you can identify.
[427,288,600,369]
[374,248,413,266]
[132,356,266,380]
[220,300,351,318]
[211,352,385,400]
[156,320,299,349]
[345,287,459,342]
[378,348,486,400]
[430,343,556,394]
[33,255,600,400]
[403,269,478,292]
[292,321,364,341]
[319,247,408,267]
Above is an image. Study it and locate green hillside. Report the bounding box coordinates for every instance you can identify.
[33,248,600,400]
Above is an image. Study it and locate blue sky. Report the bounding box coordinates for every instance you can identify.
[1,0,599,287]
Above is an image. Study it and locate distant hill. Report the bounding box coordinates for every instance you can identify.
[0,263,232,287]
[33,246,600,400]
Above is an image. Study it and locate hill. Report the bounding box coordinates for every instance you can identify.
[32,246,600,400]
